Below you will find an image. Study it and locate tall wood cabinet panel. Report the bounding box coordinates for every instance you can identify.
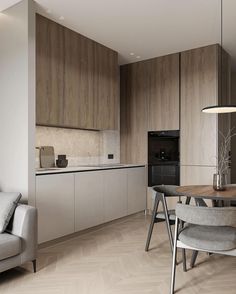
[148,54,179,131]
[36,14,64,126]
[63,27,94,129]
[36,14,118,130]
[94,43,119,130]
[120,54,179,164]
[180,45,219,166]
[120,61,149,164]
[181,166,216,185]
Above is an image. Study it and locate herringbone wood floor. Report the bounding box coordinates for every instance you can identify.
[0,213,236,294]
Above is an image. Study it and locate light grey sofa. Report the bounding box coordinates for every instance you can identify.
[0,204,37,273]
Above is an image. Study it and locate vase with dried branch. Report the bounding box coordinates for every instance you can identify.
[213,128,236,191]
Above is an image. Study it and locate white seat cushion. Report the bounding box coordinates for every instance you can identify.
[0,233,22,260]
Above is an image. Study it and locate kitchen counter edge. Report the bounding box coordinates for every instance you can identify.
[36,164,146,176]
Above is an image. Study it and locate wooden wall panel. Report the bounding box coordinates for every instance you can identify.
[36,14,118,130]
[180,45,219,166]
[120,61,149,164]
[36,14,64,126]
[148,53,179,131]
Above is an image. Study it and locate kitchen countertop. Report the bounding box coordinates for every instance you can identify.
[36,164,146,176]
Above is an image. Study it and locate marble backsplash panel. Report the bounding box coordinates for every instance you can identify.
[35,126,120,167]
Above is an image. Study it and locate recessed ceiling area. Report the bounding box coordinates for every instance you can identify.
[34,0,236,68]
[0,0,21,12]
[2,0,236,68]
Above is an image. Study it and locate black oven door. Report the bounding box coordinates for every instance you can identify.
[148,164,180,187]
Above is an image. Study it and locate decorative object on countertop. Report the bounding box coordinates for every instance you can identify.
[37,146,55,168]
[56,154,68,168]
[213,128,236,191]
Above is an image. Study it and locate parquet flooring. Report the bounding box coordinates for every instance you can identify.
[0,213,236,293]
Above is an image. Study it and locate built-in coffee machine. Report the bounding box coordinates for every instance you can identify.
[148,130,180,187]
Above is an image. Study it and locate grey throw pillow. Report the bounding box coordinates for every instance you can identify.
[0,192,22,233]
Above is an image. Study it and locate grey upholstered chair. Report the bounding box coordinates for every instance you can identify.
[145,185,189,252]
[0,204,38,273]
[170,203,236,294]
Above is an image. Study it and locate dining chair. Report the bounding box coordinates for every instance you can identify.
[145,185,189,253]
[170,203,236,294]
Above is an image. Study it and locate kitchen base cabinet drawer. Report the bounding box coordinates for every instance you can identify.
[36,174,75,243]
[75,171,104,231]
[127,167,146,214]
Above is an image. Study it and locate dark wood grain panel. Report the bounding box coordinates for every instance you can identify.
[36,14,118,130]
[148,53,179,131]
[36,14,64,126]
[120,61,149,164]
[180,45,219,166]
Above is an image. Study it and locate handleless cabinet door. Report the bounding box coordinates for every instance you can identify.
[75,171,104,231]
[127,167,147,214]
[94,44,119,130]
[148,53,179,131]
[36,14,64,127]
[120,61,149,164]
[36,174,75,243]
[103,169,128,222]
[181,45,218,166]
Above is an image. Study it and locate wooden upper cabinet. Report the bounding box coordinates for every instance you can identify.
[63,28,94,129]
[120,61,149,164]
[148,53,179,131]
[36,14,64,126]
[94,43,119,130]
[180,45,219,166]
[36,14,118,130]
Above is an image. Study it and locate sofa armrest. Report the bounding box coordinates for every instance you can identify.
[9,204,38,264]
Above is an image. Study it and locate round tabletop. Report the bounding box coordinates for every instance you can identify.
[176,185,236,200]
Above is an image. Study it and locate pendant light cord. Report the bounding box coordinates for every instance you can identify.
[221,0,223,105]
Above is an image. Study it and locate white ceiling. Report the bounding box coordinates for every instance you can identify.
[2,0,236,68]
[0,0,21,12]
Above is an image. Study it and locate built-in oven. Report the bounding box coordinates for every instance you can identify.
[148,130,180,187]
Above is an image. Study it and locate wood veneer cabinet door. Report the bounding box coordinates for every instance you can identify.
[120,61,149,164]
[63,28,94,129]
[94,43,118,130]
[148,54,179,131]
[181,45,219,166]
[36,14,118,130]
[36,14,65,126]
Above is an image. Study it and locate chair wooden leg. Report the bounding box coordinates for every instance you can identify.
[170,217,179,294]
[182,249,187,272]
[145,196,160,251]
[162,195,173,252]
[32,259,36,273]
[190,250,198,268]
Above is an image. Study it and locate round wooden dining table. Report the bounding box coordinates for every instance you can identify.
[176,185,236,201]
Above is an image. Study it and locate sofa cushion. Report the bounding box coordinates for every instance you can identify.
[0,193,21,233]
[0,233,22,260]
[179,224,236,251]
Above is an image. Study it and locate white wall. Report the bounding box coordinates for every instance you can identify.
[0,0,35,203]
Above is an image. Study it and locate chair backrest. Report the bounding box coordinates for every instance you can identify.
[176,203,236,227]
[152,185,180,197]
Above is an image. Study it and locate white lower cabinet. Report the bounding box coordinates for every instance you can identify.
[75,171,104,231]
[36,173,75,243]
[103,169,128,222]
[36,167,146,243]
[127,167,146,214]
